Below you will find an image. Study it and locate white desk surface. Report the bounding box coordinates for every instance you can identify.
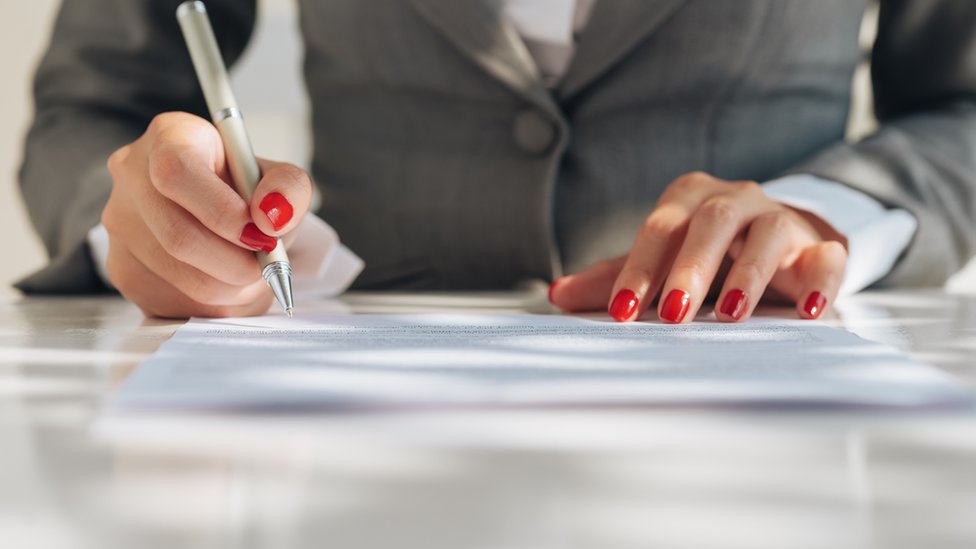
[2,289,975,549]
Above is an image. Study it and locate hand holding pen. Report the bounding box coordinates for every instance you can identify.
[100,4,310,318]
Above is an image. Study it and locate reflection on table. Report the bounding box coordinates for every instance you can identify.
[2,289,975,549]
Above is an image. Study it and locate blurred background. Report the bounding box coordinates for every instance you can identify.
[1,1,973,293]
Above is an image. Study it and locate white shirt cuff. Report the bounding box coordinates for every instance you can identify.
[285,214,364,299]
[86,214,363,299]
[763,174,918,295]
[87,224,113,289]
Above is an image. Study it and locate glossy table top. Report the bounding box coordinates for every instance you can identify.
[2,289,975,549]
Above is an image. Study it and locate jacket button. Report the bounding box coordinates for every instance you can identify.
[513,109,557,155]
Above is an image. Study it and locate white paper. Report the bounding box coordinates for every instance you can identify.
[109,314,971,411]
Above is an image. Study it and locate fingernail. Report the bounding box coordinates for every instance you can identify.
[240,223,277,252]
[661,289,691,323]
[720,289,748,321]
[259,192,294,231]
[609,289,639,322]
[548,278,563,304]
[803,291,828,319]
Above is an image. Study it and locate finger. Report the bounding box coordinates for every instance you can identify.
[119,219,268,307]
[250,159,314,237]
[148,140,261,251]
[791,241,847,320]
[657,183,772,323]
[715,211,801,322]
[607,173,725,322]
[136,190,267,286]
[549,256,627,312]
[108,244,274,319]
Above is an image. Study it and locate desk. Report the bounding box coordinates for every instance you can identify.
[2,290,975,549]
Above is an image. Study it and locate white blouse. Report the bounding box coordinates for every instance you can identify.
[499,0,596,86]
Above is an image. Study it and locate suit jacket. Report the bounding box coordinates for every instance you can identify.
[17,0,976,293]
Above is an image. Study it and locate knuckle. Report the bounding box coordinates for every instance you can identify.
[698,197,739,224]
[735,180,763,196]
[147,112,181,134]
[627,265,656,284]
[733,259,768,283]
[100,207,119,235]
[672,256,711,279]
[100,195,118,229]
[148,146,190,192]
[670,171,708,191]
[106,146,130,176]
[639,216,677,239]
[753,211,794,234]
[147,111,194,133]
[148,112,214,149]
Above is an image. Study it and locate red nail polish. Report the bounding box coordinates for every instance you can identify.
[240,223,277,252]
[609,289,639,322]
[661,289,690,323]
[259,192,294,231]
[803,291,828,319]
[720,289,748,321]
[548,278,563,304]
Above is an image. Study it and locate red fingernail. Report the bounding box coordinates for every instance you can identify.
[661,289,690,323]
[240,223,277,252]
[803,291,828,319]
[609,289,639,322]
[259,192,293,231]
[548,278,563,304]
[720,289,748,321]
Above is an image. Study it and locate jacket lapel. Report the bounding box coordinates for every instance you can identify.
[408,0,560,117]
[558,0,687,99]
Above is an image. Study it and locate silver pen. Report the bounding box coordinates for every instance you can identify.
[176,1,294,317]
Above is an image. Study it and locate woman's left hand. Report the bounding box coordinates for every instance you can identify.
[548,172,848,323]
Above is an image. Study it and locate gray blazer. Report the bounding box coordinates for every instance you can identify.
[17,0,976,293]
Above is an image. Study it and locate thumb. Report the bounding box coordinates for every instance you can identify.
[250,158,314,237]
[549,255,628,312]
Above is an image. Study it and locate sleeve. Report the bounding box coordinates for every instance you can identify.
[786,0,976,288]
[763,174,917,295]
[16,0,257,294]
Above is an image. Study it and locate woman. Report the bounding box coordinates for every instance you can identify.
[18,0,976,322]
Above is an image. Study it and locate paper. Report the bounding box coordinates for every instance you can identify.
[109,314,971,410]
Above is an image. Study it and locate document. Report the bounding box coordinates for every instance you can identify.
[109,314,971,410]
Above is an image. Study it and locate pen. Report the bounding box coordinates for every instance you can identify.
[176,1,294,317]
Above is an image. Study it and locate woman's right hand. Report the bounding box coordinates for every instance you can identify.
[103,112,313,318]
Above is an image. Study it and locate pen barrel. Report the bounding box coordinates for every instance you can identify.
[215,115,259,202]
[177,1,289,265]
[176,2,238,120]
[217,116,289,264]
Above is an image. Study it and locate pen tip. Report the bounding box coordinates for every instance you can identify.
[286,307,293,319]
